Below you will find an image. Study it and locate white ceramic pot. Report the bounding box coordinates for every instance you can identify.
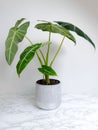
[35,79,61,110]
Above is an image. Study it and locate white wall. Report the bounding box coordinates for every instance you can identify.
[0,0,98,96]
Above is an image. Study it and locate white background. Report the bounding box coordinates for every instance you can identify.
[0,0,98,96]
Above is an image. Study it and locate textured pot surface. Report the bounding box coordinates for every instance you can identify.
[35,79,61,110]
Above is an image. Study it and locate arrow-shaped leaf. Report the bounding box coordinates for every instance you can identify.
[55,21,95,48]
[38,65,57,76]
[17,43,42,76]
[5,18,30,65]
[35,22,76,44]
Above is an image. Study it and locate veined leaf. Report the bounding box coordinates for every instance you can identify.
[38,65,57,76]
[17,43,42,76]
[35,22,76,44]
[5,18,30,65]
[55,21,95,48]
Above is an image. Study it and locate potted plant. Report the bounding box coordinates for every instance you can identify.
[5,18,95,110]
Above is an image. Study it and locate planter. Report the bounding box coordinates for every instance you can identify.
[35,79,61,110]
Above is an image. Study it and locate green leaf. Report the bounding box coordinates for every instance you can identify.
[38,65,57,76]
[5,18,30,65]
[15,18,25,28]
[55,21,95,48]
[35,22,76,44]
[17,43,42,76]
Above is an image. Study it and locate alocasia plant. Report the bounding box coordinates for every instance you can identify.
[5,18,95,84]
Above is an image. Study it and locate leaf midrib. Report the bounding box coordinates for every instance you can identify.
[8,30,17,63]
[43,68,53,75]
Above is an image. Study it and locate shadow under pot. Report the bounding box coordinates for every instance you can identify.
[35,79,61,110]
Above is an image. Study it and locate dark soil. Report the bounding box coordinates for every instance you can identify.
[36,79,60,85]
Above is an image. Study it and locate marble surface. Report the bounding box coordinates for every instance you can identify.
[0,93,98,130]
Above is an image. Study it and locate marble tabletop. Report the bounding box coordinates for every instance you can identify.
[0,92,98,130]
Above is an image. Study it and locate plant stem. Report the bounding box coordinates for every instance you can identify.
[39,49,46,64]
[45,75,50,84]
[44,32,51,84]
[46,32,51,65]
[36,52,43,65]
[50,36,65,67]
[25,35,33,45]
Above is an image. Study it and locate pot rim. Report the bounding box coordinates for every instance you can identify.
[36,79,61,86]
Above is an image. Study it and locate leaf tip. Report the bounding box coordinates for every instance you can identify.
[93,44,96,50]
